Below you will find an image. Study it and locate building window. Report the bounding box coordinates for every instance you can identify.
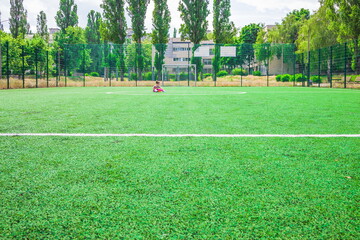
[203,59,212,65]
[174,58,190,62]
[173,47,191,52]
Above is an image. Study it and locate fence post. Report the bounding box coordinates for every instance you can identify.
[330,46,333,88]
[293,51,296,87]
[22,45,25,88]
[83,44,86,87]
[46,49,49,88]
[64,47,67,87]
[307,51,311,87]
[318,48,321,87]
[35,47,38,88]
[6,41,9,89]
[56,50,59,87]
[344,42,347,89]
[188,42,190,87]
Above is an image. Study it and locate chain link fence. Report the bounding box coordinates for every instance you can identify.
[1,41,359,89]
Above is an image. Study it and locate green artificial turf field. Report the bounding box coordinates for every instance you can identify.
[0,87,359,238]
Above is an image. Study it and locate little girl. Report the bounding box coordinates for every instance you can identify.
[153,81,165,92]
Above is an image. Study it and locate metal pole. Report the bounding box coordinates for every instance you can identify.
[330,46,333,88]
[344,42,347,89]
[6,41,9,89]
[56,50,59,87]
[318,48,321,87]
[83,44,86,87]
[64,47,67,87]
[35,48,38,88]
[46,49,49,88]
[22,45,25,88]
[188,42,190,87]
[293,50,296,87]
[307,50,311,87]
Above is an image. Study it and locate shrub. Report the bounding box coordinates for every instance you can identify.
[232,68,247,76]
[310,76,322,83]
[350,75,360,82]
[281,74,292,82]
[169,74,176,81]
[90,72,99,77]
[179,72,188,80]
[253,70,261,76]
[217,70,228,77]
[130,73,137,80]
[203,73,212,78]
[276,75,282,81]
[143,72,153,80]
[294,74,307,82]
[85,73,89,77]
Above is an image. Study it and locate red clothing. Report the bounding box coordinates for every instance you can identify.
[153,85,165,92]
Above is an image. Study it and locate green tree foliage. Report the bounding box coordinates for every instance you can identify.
[85,10,102,44]
[237,23,263,74]
[9,0,30,38]
[212,0,236,82]
[101,0,127,81]
[325,0,360,73]
[266,9,310,44]
[54,26,91,76]
[152,0,171,80]
[126,0,150,80]
[36,11,49,42]
[179,0,210,80]
[55,0,78,33]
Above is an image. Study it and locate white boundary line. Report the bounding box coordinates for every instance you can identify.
[0,133,359,138]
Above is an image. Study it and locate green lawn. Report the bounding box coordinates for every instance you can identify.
[0,87,359,238]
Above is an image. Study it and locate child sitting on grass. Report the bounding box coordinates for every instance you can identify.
[153,81,165,92]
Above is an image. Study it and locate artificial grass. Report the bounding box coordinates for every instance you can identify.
[0,87,359,134]
[0,87,359,238]
[0,136,359,239]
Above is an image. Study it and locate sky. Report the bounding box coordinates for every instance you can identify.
[0,0,320,34]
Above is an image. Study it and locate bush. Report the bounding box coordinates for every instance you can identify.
[281,74,292,82]
[294,74,307,82]
[350,75,360,82]
[90,72,99,77]
[253,70,262,76]
[130,72,137,80]
[203,73,212,78]
[179,72,188,80]
[85,73,89,77]
[310,76,322,83]
[276,75,282,81]
[143,72,153,80]
[169,74,176,81]
[232,68,247,76]
[217,70,228,77]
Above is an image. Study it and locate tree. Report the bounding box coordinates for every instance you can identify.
[212,0,236,82]
[238,23,263,74]
[126,0,150,80]
[55,0,78,33]
[152,0,171,80]
[325,0,360,73]
[101,0,127,81]
[9,0,30,38]
[179,0,210,80]
[85,10,102,44]
[54,26,91,76]
[36,11,49,42]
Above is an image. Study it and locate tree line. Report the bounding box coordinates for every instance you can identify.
[0,0,359,81]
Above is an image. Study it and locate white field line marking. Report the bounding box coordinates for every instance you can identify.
[0,133,359,138]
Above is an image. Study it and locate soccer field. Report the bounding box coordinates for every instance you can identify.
[0,87,359,238]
